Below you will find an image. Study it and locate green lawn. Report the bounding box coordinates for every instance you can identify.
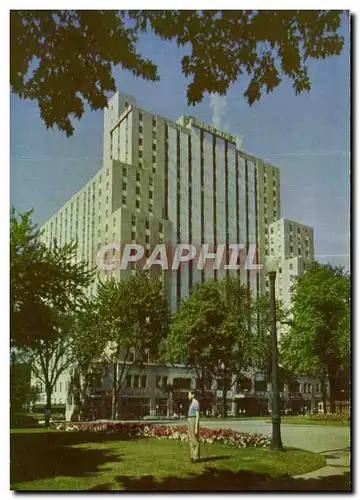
[202,416,349,426]
[267,417,350,426]
[10,428,327,491]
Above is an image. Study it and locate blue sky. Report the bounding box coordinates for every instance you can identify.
[10,14,350,271]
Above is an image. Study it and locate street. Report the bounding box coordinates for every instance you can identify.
[198,419,350,453]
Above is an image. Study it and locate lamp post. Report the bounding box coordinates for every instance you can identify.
[265,257,283,451]
[221,362,226,418]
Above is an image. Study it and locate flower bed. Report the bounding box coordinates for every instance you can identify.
[56,421,271,448]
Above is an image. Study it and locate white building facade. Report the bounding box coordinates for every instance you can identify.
[35,92,323,418]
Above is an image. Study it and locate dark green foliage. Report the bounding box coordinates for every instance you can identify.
[11,10,345,135]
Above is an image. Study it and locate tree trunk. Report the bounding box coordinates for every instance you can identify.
[320,376,327,415]
[112,363,118,420]
[328,374,337,414]
[45,388,52,428]
[222,389,227,419]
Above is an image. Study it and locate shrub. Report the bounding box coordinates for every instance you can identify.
[55,421,271,448]
[306,412,350,422]
[10,413,39,428]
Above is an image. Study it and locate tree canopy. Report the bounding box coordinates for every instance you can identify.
[73,272,170,418]
[280,262,350,412]
[10,207,94,349]
[11,10,345,135]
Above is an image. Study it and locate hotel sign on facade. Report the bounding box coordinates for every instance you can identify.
[184,116,237,144]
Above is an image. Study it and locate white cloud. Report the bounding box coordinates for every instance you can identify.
[209,94,227,130]
[209,94,244,150]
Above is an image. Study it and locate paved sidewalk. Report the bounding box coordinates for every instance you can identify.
[294,446,350,479]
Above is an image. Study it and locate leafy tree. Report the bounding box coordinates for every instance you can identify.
[162,276,254,418]
[11,207,95,413]
[10,208,94,349]
[73,272,170,419]
[11,10,345,135]
[281,262,350,413]
[10,359,40,412]
[11,207,52,348]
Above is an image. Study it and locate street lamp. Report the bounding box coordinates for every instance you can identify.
[221,362,226,418]
[265,256,283,451]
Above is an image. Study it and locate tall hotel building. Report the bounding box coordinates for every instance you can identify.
[41,92,281,311]
[37,92,320,418]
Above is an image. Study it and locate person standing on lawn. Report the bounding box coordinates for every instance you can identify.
[187,390,200,462]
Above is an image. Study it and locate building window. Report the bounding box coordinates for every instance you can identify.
[139,125,143,134]
[136,186,140,195]
[159,222,163,233]
[136,200,140,209]
[145,234,150,244]
[152,131,156,140]
[152,117,156,127]
[113,218,116,226]
[289,263,293,270]
[122,181,127,191]
[131,230,136,241]
[139,111,143,122]
[105,223,108,232]
[126,375,132,387]
[152,155,156,164]
[123,167,127,177]
[133,375,139,388]
[122,196,127,206]
[298,248,302,255]
[106,196,109,204]
[152,143,156,152]
[136,172,141,182]
[139,137,143,146]
[145,218,150,229]
[98,230,100,237]
[139,150,143,158]
[270,228,274,234]
[106,182,109,190]
[149,176,153,186]
[99,189,102,196]
[149,191,153,199]
[131,215,136,226]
